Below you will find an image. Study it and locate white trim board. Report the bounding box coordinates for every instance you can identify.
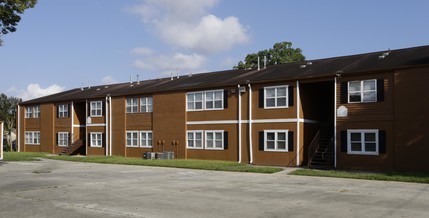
[186,118,318,125]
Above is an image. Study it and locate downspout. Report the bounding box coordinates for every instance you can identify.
[237,85,242,163]
[105,96,109,156]
[248,84,253,164]
[334,77,337,168]
[109,95,112,156]
[85,100,88,155]
[296,80,300,166]
[17,105,20,152]
[71,101,74,143]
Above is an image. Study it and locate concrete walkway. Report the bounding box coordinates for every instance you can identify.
[0,159,428,218]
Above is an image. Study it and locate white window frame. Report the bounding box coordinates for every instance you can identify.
[187,90,224,111]
[126,98,139,113]
[126,131,139,147]
[58,132,69,147]
[347,129,379,155]
[264,85,289,109]
[348,79,377,103]
[90,132,103,147]
[25,131,40,145]
[58,104,69,118]
[33,105,40,118]
[25,106,33,118]
[90,101,103,117]
[264,130,289,152]
[186,131,203,149]
[186,92,204,111]
[140,131,153,148]
[205,130,224,150]
[140,97,153,112]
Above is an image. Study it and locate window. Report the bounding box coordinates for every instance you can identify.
[140,97,153,112]
[25,107,33,118]
[205,131,224,150]
[187,131,203,149]
[58,132,69,147]
[265,86,288,108]
[347,130,378,155]
[126,98,138,113]
[33,106,40,118]
[58,104,69,118]
[90,101,103,117]
[187,92,203,111]
[126,131,138,147]
[264,130,288,151]
[187,90,224,111]
[348,79,377,103]
[90,132,103,147]
[25,131,40,145]
[140,131,153,148]
[205,90,223,110]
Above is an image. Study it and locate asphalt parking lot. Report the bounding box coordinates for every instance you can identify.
[0,159,428,218]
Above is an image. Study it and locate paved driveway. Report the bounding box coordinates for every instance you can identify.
[0,159,428,218]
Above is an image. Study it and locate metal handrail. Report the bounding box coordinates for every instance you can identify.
[307,130,320,166]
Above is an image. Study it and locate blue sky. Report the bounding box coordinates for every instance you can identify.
[1,0,428,100]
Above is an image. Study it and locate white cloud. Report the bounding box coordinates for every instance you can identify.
[19,84,65,101]
[101,76,118,85]
[127,0,249,54]
[130,47,155,56]
[133,52,206,72]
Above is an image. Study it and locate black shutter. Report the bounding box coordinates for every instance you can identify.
[340,82,348,104]
[57,105,60,118]
[288,131,294,151]
[377,79,384,102]
[56,133,59,145]
[224,90,228,109]
[341,131,347,152]
[259,88,264,108]
[288,86,294,107]
[259,131,265,151]
[102,133,106,147]
[67,104,71,117]
[223,131,228,150]
[379,130,386,153]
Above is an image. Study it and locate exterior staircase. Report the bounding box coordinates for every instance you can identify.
[59,139,84,156]
[308,128,334,169]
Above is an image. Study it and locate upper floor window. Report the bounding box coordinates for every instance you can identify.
[264,86,288,108]
[25,131,40,145]
[347,130,379,155]
[187,90,224,111]
[58,104,69,118]
[25,106,33,118]
[57,132,69,147]
[33,106,40,118]
[25,105,41,118]
[126,98,138,113]
[90,101,103,117]
[90,132,103,147]
[140,97,153,112]
[348,79,376,103]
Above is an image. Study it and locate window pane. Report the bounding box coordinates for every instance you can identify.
[277,97,287,107]
[188,133,194,140]
[188,140,194,147]
[195,102,203,109]
[266,88,275,97]
[349,93,361,102]
[215,141,222,148]
[365,143,376,152]
[207,140,213,148]
[206,101,213,109]
[206,92,213,100]
[215,133,222,140]
[277,87,286,97]
[278,133,286,141]
[350,133,361,142]
[187,102,194,110]
[266,98,275,107]
[277,141,286,150]
[267,133,275,141]
[349,81,361,92]
[214,100,222,108]
[363,92,376,102]
[365,133,376,142]
[351,143,362,151]
[267,141,275,149]
[195,93,203,101]
[215,91,222,99]
[196,132,202,140]
[195,140,201,148]
[363,80,376,91]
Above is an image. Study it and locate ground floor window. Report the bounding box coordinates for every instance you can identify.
[347,129,379,155]
[57,132,69,147]
[205,131,224,150]
[187,131,203,149]
[90,132,103,147]
[264,130,288,151]
[186,130,227,150]
[126,131,153,148]
[25,131,40,145]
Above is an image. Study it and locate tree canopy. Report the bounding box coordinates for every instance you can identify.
[0,0,37,45]
[234,41,305,70]
[0,93,21,151]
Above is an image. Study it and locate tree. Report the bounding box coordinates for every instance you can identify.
[0,93,21,151]
[0,0,37,46]
[234,41,305,70]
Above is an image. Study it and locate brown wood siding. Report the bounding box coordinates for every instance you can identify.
[336,121,394,171]
[86,126,106,156]
[252,122,297,166]
[111,97,126,156]
[337,72,394,122]
[39,104,55,153]
[152,92,186,159]
[186,124,237,161]
[126,113,152,129]
[394,67,429,172]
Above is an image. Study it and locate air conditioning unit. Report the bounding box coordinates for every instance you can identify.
[163,152,174,160]
[143,152,156,160]
[155,152,164,159]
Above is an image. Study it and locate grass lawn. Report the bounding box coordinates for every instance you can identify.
[2,152,282,174]
[290,168,429,184]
